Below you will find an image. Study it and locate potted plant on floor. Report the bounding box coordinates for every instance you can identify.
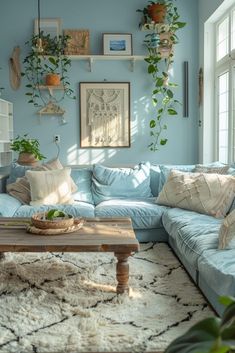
[10,134,46,165]
[22,32,76,107]
[137,0,186,151]
[165,296,235,353]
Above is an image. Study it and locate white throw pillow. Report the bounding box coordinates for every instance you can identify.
[26,168,74,206]
[218,209,235,249]
[156,169,235,217]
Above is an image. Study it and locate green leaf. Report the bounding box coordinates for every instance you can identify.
[175,21,187,28]
[48,56,57,65]
[165,318,221,353]
[219,297,235,308]
[156,77,164,86]
[168,108,178,115]
[150,120,156,128]
[221,303,235,327]
[148,64,156,74]
[46,209,67,220]
[167,89,173,98]
[160,139,168,145]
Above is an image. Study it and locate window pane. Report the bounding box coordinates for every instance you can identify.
[217,17,229,61]
[232,10,235,50]
[219,93,228,113]
[219,148,228,164]
[219,112,228,130]
[217,72,229,164]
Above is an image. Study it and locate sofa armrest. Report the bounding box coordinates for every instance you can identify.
[0,193,22,217]
[0,172,9,193]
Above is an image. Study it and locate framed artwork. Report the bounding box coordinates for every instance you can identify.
[63,29,90,55]
[103,33,133,56]
[34,18,62,38]
[79,82,130,148]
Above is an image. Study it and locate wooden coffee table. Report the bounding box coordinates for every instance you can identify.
[0,217,139,294]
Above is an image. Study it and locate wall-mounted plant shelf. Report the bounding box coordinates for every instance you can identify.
[140,23,170,32]
[37,84,65,96]
[68,55,146,72]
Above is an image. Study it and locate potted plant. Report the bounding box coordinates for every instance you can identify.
[10,134,46,165]
[165,296,235,353]
[137,0,167,24]
[22,32,76,107]
[137,0,186,151]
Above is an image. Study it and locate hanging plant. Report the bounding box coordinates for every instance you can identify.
[137,1,186,151]
[22,32,76,107]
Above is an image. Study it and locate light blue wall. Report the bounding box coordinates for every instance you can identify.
[0,0,199,166]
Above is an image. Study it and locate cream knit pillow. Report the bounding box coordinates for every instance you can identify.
[218,209,235,249]
[7,158,77,204]
[156,169,235,217]
[26,168,74,206]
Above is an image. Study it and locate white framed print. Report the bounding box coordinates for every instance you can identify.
[103,33,133,56]
[34,18,62,38]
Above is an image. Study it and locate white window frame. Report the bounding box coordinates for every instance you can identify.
[201,0,235,164]
[214,7,235,164]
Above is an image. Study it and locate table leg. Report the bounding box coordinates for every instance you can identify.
[0,252,5,261]
[115,252,131,294]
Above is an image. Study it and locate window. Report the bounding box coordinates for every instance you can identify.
[215,7,235,164]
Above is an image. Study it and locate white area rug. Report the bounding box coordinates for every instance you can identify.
[0,243,214,353]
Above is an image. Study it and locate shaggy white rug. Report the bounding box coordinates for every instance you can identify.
[0,243,214,353]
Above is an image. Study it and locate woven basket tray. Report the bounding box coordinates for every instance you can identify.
[27,219,84,236]
[31,212,74,229]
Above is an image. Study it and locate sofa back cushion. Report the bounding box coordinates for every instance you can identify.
[149,164,161,197]
[92,163,152,205]
[157,169,235,217]
[70,168,94,204]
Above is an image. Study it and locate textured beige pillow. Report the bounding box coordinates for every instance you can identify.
[194,164,229,174]
[7,158,77,204]
[156,169,235,217]
[26,168,74,206]
[6,176,31,204]
[218,210,235,249]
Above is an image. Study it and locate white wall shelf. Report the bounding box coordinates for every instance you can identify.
[0,99,13,167]
[68,55,146,72]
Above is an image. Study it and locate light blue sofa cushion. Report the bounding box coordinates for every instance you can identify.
[0,193,22,217]
[162,208,222,267]
[70,168,94,204]
[158,164,195,193]
[95,198,166,229]
[7,162,33,184]
[92,163,153,205]
[13,202,95,218]
[198,248,235,297]
[150,164,161,197]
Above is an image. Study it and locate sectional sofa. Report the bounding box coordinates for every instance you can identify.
[0,161,235,316]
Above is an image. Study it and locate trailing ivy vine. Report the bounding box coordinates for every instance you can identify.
[138,1,186,151]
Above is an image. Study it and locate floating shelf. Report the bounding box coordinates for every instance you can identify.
[68,55,146,72]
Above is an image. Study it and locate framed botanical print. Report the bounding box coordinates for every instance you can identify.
[79,82,130,148]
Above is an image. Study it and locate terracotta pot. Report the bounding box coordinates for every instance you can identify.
[45,73,61,86]
[17,152,39,166]
[147,3,166,23]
